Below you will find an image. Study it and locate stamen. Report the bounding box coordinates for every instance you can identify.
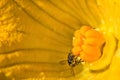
[72,26,105,62]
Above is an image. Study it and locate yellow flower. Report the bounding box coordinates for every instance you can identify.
[0,0,119,80]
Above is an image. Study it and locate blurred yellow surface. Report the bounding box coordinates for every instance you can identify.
[0,0,120,80]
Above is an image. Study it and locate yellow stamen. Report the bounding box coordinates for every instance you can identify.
[72,26,105,62]
[72,46,82,55]
[72,37,83,47]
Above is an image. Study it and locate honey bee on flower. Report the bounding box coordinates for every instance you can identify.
[68,26,105,67]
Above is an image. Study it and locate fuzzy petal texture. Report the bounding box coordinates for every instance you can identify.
[0,0,119,80]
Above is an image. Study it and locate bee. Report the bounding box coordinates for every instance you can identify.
[68,52,84,67]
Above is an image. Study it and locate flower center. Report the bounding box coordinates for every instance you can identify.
[72,26,105,62]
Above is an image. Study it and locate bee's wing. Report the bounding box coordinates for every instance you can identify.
[59,60,83,77]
